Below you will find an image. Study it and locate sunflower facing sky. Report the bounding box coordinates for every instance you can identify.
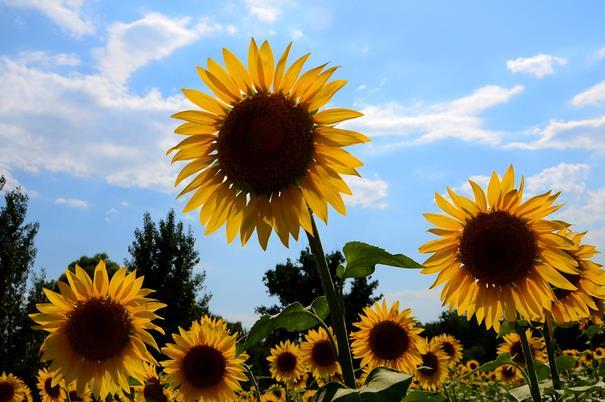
[161,315,248,402]
[350,300,423,374]
[498,329,546,367]
[168,38,369,249]
[419,165,580,331]
[267,340,306,385]
[550,229,605,324]
[429,334,463,367]
[30,261,166,399]
[300,326,340,379]
[36,369,66,402]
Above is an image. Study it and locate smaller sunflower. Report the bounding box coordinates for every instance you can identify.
[300,327,340,379]
[498,329,545,366]
[161,315,248,402]
[37,370,66,402]
[414,339,449,391]
[301,390,316,402]
[496,365,523,385]
[580,352,595,367]
[595,347,605,360]
[487,371,497,383]
[290,372,308,390]
[267,340,306,385]
[262,385,284,402]
[429,334,463,367]
[562,349,579,357]
[133,364,177,402]
[0,373,26,402]
[16,380,32,402]
[65,383,91,402]
[350,300,423,374]
[465,360,479,371]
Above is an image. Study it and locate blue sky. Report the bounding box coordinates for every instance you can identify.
[1,0,604,328]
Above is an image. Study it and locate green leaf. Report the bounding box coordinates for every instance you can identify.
[533,361,550,382]
[498,321,515,337]
[598,360,605,377]
[312,367,413,402]
[563,381,605,394]
[401,391,447,401]
[339,241,423,279]
[239,296,328,352]
[127,377,142,386]
[555,355,576,372]
[583,324,603,338]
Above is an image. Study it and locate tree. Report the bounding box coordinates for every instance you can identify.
[52,252,121,289]
[0,176,39,378]
[126,210,211,346]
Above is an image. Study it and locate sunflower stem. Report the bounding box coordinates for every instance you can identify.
[244,364,261,402]
[543,315,561,390]
[306,213,357,389]
[515,323,542,402]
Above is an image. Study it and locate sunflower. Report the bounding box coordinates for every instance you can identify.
[496,365,523,385]
[65,383,91,402]
[301,390,316,402]
[17,382,32,402]
[414,339,449,391]
[37,369,66,402]
[498,329,545,366]
[429,334,463,367]
[133,364,177,402]
[595,347,605,360]
[262,385,284,402]
[300,326,340,379]
[289,372,308,391]
[350,300,423,374]
[419,165,580,331]
[161,315,248,402]
[168,38,369,249]
[580,352,595,367]
[465,360,479,371]
[550,230,605,324]
[562,349,579,357]
[267,340,306,384]
[30,261,166,399]
[0,373,26,402]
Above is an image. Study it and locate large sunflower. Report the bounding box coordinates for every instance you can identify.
[168,39,369,249]
[267,340,306,384]
[429,334,463,367]
[419,165,579,331]
[350,300,423,374]
[30,261,166,399]
[414,339,449,391]
[300,327,340,379]
[495,364,523,385]
[161,315,248,401]
[498,329,545,366]
[36,369,66,402]
[550,230,605,324]
[0,373,26,402]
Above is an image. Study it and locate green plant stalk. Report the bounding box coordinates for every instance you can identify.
[306,213,357,389]
[516,323,542,402]
[543,315,561,389]
[244,364,261,402]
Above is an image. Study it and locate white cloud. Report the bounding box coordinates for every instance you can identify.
[572,81,605,107]
[104,207,118,222]
[96,13,221,84]
[55,197,88,209]
[506,54,567,78]
[2,0,94,37]
[245,0,282,23]
[14,51,80,67]
[290,28,303,41]
[347,85,523,147]
[506,115,605,153]
[597,47,605,59]
[344,176,389,209]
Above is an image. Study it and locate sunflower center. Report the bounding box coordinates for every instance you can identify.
[143,379,167,402]
[441,342,455,357]
[502,366,516,379]
[66,296,133,361]
[218,92,314,195]
[311,340,337,367]
[182,345,227,389]
[468,361,478,370]
[460,211,538,285]
[510,341,525,365]
[276,352,298,374]
[553,270,582,300]
[368,320,409,360]
[68,391,83,402]
[0,383,15,401]
[44,378,61,398]
[420,352,439,375]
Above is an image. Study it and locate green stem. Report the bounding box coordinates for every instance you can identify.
[244,364,261,402]
[306,213,356,389]
[516,323,542,402]
[543,316,561,389]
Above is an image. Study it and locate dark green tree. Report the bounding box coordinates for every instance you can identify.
[126,210,211,346]
[0,176,40,384]
[52,252,121,289]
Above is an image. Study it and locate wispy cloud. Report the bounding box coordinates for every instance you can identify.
[245,0,284,23]
[55,197,89,209]
[572,81,605,107]
[506,54,567,78]
[345,176,389,209]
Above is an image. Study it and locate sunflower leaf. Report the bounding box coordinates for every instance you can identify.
[401,390,447,401]
[238,296,328,353]
[533,360,550,381]
[555,355,576,372]
[338,241,423,279]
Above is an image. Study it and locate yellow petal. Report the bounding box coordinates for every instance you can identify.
[259,40,275,89]
[308,79,348,111]
[273,42,292,92]
[222,48,252,92]
[314,108,363,125]
[280,53,311,94]
[182,88,226,116]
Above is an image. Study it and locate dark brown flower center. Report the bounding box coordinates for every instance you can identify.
[182,345,226,389]
[143,379,167,402]
[311,340,337,367]
[420,352,439,375]
[460,211,538,285]
[44,378,61,398]
[468,361,478,370]
[66,297,133,361]
[68,391,83,401]
[502,366,516,379]
[368,320,409,360]
[271,387,282,398]
[553,268,582,300]
[441,342,455,357]
[276,352,297,374]
[218,93,314,195]
[510,341,525,365]
[0,382,15,401]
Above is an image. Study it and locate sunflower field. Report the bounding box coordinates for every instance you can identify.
[2,38,605,402]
